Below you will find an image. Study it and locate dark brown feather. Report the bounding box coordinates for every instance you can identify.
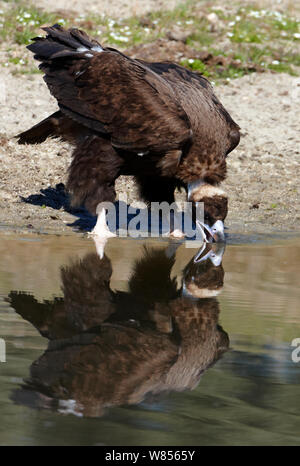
[17,110,92,145]
[17,111,61,144]
[67,135,123,214]
[41,51,192,153]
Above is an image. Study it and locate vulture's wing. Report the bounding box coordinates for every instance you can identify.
[28,26,192,154]
[142,61,240,154]
[143,62,239,127]
[141,61,214,94]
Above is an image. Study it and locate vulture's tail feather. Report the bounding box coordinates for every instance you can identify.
[17,111,61,144]
[27,24,102,62]
[17,111,88,145]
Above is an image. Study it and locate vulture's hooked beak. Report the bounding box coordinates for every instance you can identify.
[196,219,225,243]
[193,242,225,266]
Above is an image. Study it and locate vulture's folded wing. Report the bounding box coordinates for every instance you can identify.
[36,37,192,153]
[142,61,214,94]
[143,62,238,126]
[142,61,240,154]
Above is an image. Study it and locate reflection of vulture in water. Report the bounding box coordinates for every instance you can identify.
[10,244,229,417]
[17,24,240,241]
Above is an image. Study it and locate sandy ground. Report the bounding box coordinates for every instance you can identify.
[30,0,183,18]
[8,0,299,19]
[0,0,299,237]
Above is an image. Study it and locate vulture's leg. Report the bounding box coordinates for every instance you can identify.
[89,204,116,261]
[134,175,184,238]
[91,207,115,237]
[67,136,123,256]
[135,175,177,204]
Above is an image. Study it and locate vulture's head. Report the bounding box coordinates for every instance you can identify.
[182,243,225,299]
[188,181,228,243]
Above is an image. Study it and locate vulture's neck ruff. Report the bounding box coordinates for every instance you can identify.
[188,180,227,201]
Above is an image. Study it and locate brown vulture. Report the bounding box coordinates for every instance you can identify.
[17,24,240,242]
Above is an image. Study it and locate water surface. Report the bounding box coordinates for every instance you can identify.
[0,233,299,446]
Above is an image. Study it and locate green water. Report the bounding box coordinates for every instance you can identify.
[0,233,299,446]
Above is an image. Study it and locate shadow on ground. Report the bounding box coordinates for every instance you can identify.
[20,184,149,233]
[21,183,96,231]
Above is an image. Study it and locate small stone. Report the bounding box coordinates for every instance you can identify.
[166,27,190,43]
[206,12,223,32]
[207,12,219,23]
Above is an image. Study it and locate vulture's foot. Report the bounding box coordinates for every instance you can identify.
[168,229,185,239]
[89,208,116,259]
[89,208,116,239]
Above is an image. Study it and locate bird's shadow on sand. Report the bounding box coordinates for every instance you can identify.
[21,183,154,233]
[21,183,97,231]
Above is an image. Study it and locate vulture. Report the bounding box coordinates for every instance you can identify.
[18,24,240,242]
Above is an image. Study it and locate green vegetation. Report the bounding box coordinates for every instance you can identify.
[0,1,299,82]
[180,58,208,75]
[0,5,58,44]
